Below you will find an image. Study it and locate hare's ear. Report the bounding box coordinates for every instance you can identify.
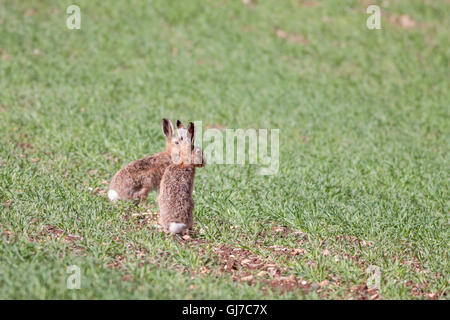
[176,120,185,129]
[162,118,174,139]
[176,120,188,140]
[187,122,195,144]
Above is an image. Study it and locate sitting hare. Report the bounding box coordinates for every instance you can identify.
[108,118,180,204]
[158,121,205,234]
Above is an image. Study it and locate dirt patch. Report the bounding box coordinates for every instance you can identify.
[6,205,441,299]
[388,14,417,30]
[117,214,314,295]
[28,225,83,243]
[275,29,309,45]
[2,199,14,208]
[1,223,86,256]
[182,239,313,295]
[2,229,13,242]
[346,284,381,300]
[17,141,34,151]
[336,234,373,248]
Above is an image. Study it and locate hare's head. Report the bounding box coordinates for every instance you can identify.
[173,120,205,167]
[162,118,182,155]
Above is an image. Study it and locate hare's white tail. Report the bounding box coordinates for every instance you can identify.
[169,222,187,234]
[108,189,119,201]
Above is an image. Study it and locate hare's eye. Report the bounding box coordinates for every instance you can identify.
[175,141,179,145]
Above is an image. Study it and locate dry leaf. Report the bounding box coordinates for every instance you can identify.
[199,266,210,274]
[240,275,253,281]
[276,29,288,39]
[279,275,295,281]
[300,0,318,7]
[3,199,14,207]
[291,248,305,256]
[319,280,330,287]
[389,14,417,30]
[399,15,416,29]
[276,30,309,45]
[24,9,36,17]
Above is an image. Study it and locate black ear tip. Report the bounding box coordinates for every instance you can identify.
[162,119,172,137]
[188,122,195,137]
[176,120,182,128]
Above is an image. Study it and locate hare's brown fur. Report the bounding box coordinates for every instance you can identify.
[109,151,172,203]
[158,165,196,232]
[158,121,205,234]
[108,118,179,204]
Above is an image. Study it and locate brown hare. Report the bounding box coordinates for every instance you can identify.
[158,121,205,234]
[108,118,180,204]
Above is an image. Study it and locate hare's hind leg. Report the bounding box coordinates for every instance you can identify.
[133,187,150,206]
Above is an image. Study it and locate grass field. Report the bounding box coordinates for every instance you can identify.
[0,0,449,299]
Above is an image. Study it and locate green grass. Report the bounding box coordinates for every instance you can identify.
[0,0,449,299]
